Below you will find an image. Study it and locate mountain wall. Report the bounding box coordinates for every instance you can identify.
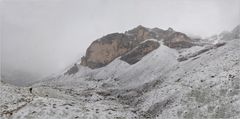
[79,25,195,69]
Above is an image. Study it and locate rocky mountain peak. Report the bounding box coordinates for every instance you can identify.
[232,24,240,38]
[232,24,240,32]
[125,25,153,42]
[164,32,194,48]
[126,25,149,34]
[135,25,147,30]
[218,24,240,41]
[71,25,196,71]
[167,27,174,32]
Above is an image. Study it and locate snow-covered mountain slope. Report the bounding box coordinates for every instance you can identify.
[206,25,240,44]
[62,41,178,89]
[1,38,237,119]
[139,39,240,118]
[1,78,137,119]
[1,25,240,119]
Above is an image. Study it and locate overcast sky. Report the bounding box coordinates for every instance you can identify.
[1,0,240,79]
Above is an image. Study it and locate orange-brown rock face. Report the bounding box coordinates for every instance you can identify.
[79,25,195,69]
[80,33,135,69]
[80,26,162,69]
[125,25,158,42]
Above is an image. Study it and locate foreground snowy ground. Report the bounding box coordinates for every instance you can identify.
[1,39,240,119]
[0,81,137,119]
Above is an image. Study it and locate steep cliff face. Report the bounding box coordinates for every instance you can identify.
[80,33,135,69]
[80,25,195,69]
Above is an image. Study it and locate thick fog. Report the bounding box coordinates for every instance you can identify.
[1,0,240,82]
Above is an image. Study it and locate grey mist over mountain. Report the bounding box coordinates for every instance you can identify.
[1,0,240,118]
[1,21,240,119]
[1,0,240,85]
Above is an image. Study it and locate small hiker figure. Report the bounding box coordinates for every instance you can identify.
[29,87,33,94]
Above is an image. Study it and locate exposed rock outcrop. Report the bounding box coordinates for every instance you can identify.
[80,33,135,69]
[120,40,160,64]
[164,32,194,49]
[64,64,79,75]
[125,25,158,42]
[78,25,195,69]
[219,25,240,41]
[177,42,226,62]
[231,24,240,39]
